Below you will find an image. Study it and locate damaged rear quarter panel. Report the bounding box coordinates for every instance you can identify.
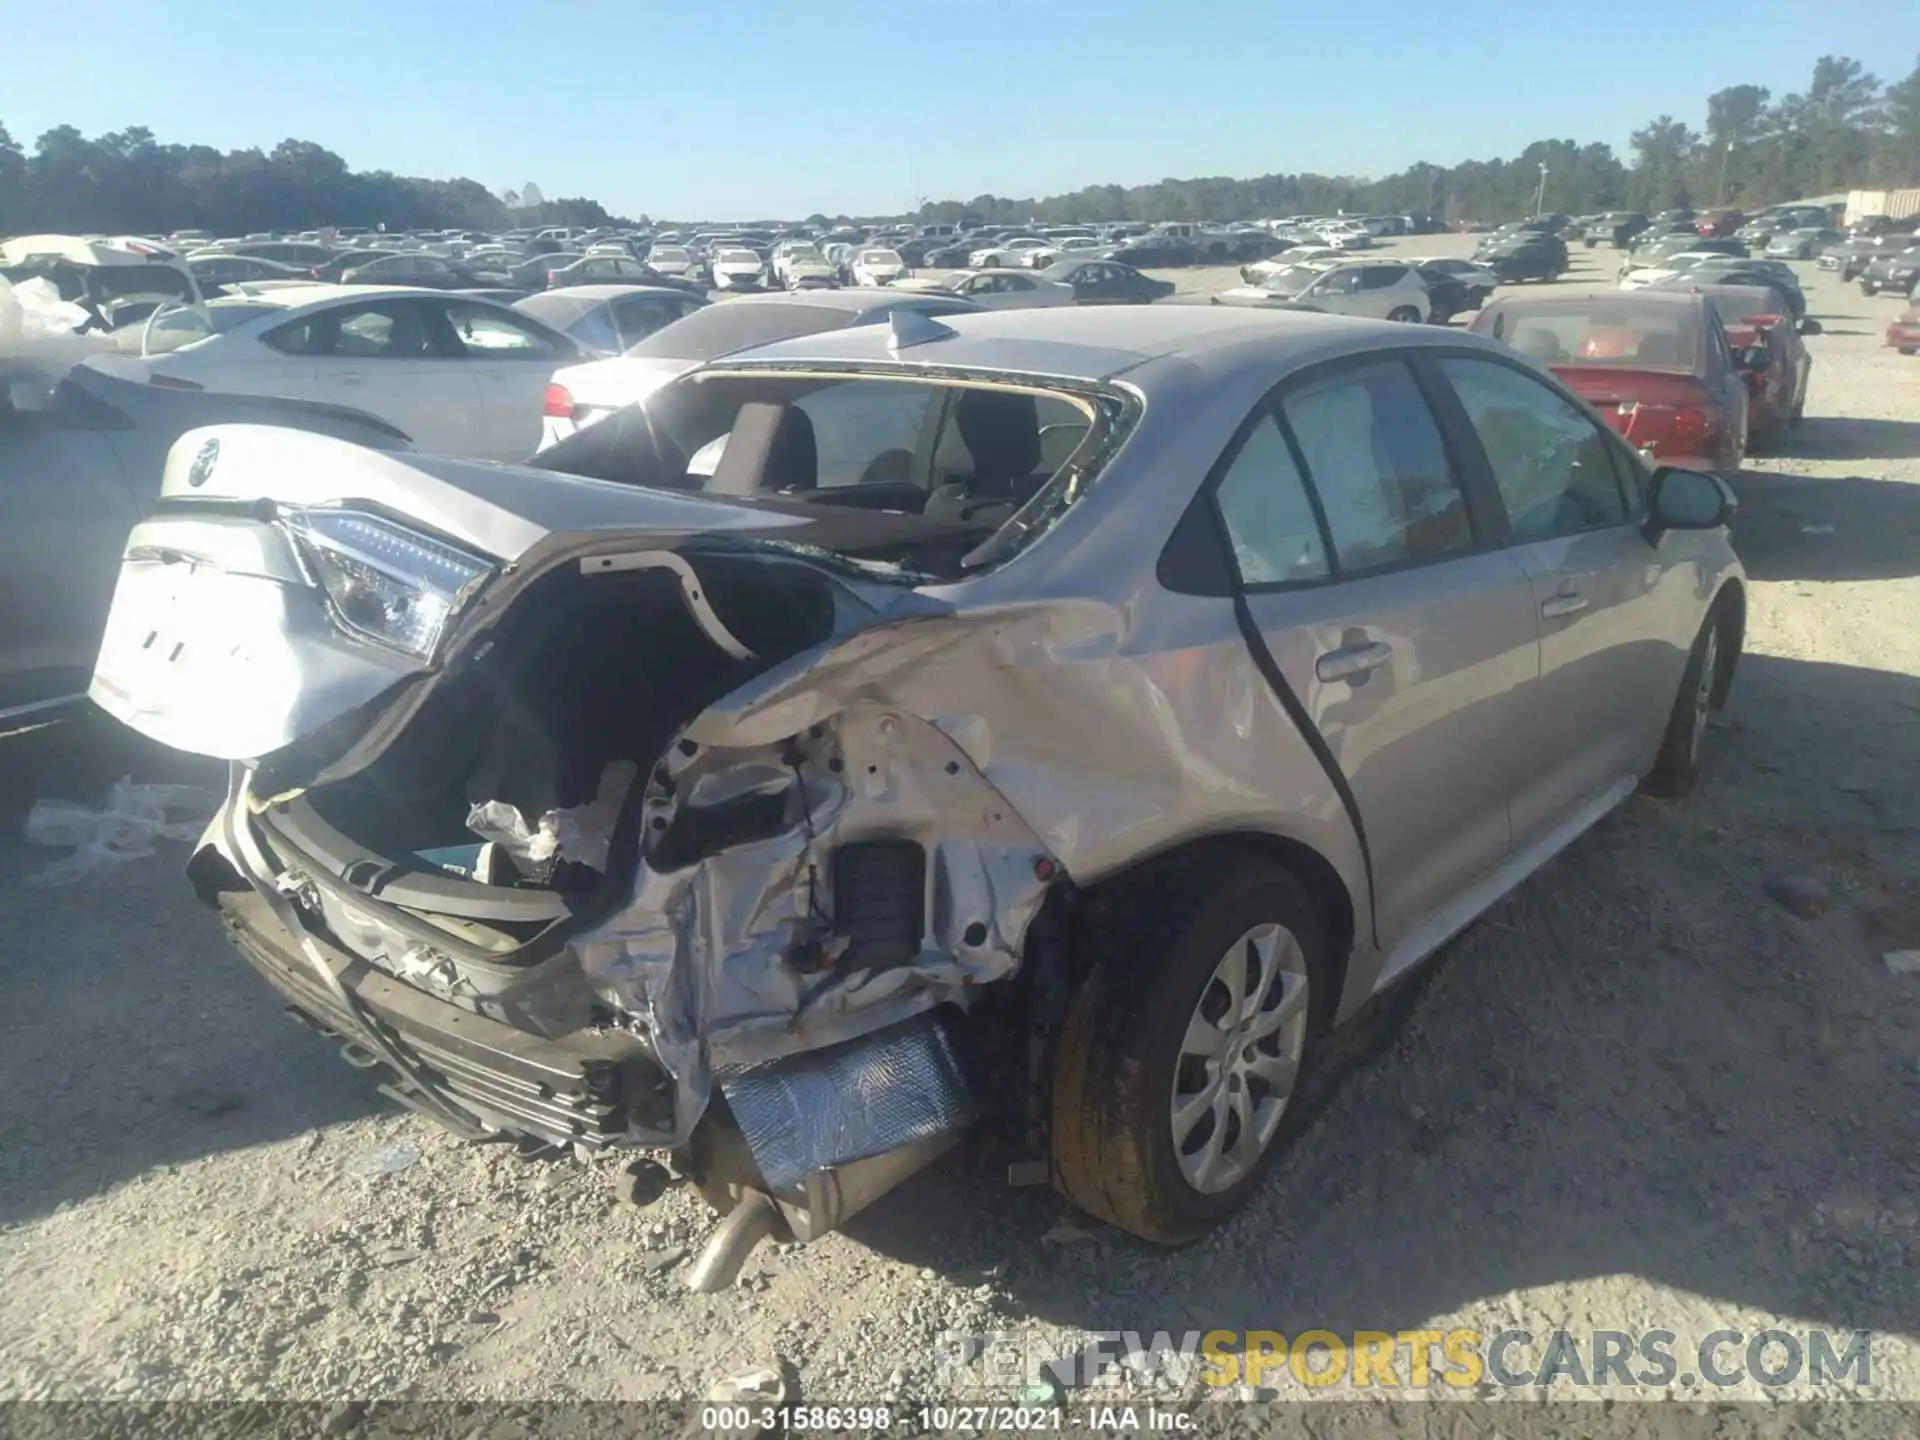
[574,585,1365,1143]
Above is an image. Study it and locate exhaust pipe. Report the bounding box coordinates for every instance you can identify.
[681,1014,974,1289]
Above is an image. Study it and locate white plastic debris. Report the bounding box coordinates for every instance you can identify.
[466,759,637,877]
[23,776,222,887]
[1885,951,1920,976]
[0,275,91,343]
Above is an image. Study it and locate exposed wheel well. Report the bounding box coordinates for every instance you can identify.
[1071,832,1357,1024]
[1710,577,1745,707]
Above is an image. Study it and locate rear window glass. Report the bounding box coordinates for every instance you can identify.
[1476,300,1702,372]
[623,302,851,360]
[131,302,278,355]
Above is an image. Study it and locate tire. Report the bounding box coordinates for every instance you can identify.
[1643,603,1730,799]
[1861,281,1879,296]
[1386,305,1421,323]
[1051,860,1329,1243]
[1900,346,1918,357]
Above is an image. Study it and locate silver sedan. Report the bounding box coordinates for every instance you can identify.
[89,306,1742,1273]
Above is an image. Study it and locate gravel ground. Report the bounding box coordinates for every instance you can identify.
[1,238,1917,1422]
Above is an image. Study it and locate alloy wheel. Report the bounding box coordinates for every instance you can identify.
[1170,923,1310,1194]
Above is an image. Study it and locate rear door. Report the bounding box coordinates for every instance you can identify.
[1427,353,1691,844]
[289,299,483,454]
[441,300,574,461]
[1220,354,1540,950]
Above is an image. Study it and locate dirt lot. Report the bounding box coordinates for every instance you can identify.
[1,238,1917,1419]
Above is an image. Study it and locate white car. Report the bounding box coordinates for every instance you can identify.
[772,242,832,288]
[538,288,982,449]
[1619,253,1732,290]
[968,237,1052,269]
[645,244,703,282]
[1213,260,1432,322]
[1240,245,1345,285]
[1314,223,1374,251]
[892,269,1076,310]
[1031,237,1105,267]
[710,248,768,291]
[851,248,908,286]
[95,285,581,459]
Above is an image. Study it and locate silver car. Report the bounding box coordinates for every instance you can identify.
[89,307,1743,1278]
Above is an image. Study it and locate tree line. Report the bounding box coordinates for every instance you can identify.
[913,54,1920,227]
[0,127,622,238]
[2,55,1915,238]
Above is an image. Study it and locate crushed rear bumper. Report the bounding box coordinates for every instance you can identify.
[214,884,674,1149]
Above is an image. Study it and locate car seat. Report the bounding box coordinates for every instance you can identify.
[922,389,1042,527]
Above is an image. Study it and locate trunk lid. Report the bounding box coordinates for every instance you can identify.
[87,424,837,762]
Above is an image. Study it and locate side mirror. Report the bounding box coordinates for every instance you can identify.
[1799,317,1824,336]
[1646,465,1736,538]
[1736,344,1771,373]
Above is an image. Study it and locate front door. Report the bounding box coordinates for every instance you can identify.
[1219,356,1540,948]
[1428,353,1691,846]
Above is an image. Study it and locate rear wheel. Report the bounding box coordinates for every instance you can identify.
[1052,861,1328,1243]
[1386,305,1421,323]
[1644,604,1729,798]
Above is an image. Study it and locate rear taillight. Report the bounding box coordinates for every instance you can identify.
[1621,401,1721,453]
[148,374,203,391]
[543,383,574,419]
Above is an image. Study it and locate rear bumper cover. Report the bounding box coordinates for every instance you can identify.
[215,882,675,1148]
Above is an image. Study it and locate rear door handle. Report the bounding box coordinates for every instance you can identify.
[1541,593,1590,619]
[1315,640,1394,682]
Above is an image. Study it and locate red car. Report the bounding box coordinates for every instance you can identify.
[1691,284,1810,450]
[1889,304,1920,356]
[1469,291,1755,474]
[1697,209,1745,238]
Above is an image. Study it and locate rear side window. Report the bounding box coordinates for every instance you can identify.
[1213,414,1331,584]
[1277,360,1472,573]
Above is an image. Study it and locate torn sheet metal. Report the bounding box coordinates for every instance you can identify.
[719,1012,974,1191]
[571,702,1054,1142]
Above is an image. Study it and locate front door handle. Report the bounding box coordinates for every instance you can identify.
[1541,592,1590,619]
[1316,640,1394,682]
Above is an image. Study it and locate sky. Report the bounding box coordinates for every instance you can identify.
[5,0,1916,219]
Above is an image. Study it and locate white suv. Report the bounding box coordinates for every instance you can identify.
[1213,261,1433,322]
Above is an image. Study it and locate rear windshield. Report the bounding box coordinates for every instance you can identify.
[130,301,278,355]
[623,302,853,360]
[1476,300,1702,371]
[530,371,1135,576]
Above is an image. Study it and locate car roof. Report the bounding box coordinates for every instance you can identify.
[520,283,694,302]
[710,303,1509,385]
[1487,289,1705,312]
[206,283,485,310]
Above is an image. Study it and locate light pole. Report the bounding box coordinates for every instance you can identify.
[1534,163,1549,217]
[1715,139,1734,206]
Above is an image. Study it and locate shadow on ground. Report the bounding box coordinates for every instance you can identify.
[850,650,1920,1349]
[0,711,379,1227]
[1732,467,1920,581]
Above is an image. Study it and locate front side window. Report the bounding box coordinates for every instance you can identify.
[1278,359,1472,572]
[1439,357,1628,541]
